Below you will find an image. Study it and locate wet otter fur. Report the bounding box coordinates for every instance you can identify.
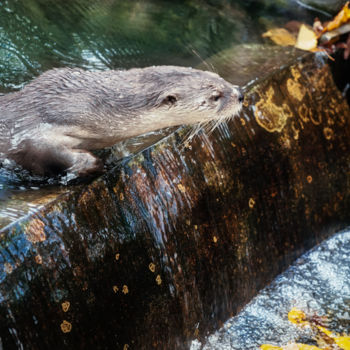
[0,66,243,177]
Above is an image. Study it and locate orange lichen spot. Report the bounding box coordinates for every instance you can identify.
[35,255,43,264]
[25,218,46,243]
[4,262,13,274]
[122,285,129,294]
[149,263,156,273]
[323,127,334,140]
[115,253,120,261]
[82,281,89,291]
[73,266,82,277]
[60,320,72,333]
[249,198,256,208]
[62,301,70,312]
[177,184,186,193]
[156,275,162,285]
[213,236,218,243]
[119,193,124,201]
[307,175,313,184]
[240,118,246,126]
[112,285,119,293]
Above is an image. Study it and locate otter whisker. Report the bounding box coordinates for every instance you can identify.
[187,45,217,74]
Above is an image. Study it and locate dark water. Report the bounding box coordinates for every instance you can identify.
[0,0,320,92]
[0,0,320,227]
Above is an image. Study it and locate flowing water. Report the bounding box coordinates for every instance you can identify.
[191,229,350,349]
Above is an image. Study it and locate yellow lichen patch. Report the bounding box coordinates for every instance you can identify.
[156,275,162,285]
[254,87,293,133]
[323,127,334,141]
[149,263,156,273]
[122,285,129,294]
[3,262,13,274]
[112,285,119,293]
[194,225,198,230]
[287,79,305,102]
[115,253,120,261]
[25,218,46,243]
[307,175,313,184]
[249,198,256,209]
[298,105,310,123]
[35,255,43,264]
[213,236,218,243]
[291,122,300,140]
[177,184,186,193]
[62,301,70,312]
[291,66,302,81]
[60,320,72,333]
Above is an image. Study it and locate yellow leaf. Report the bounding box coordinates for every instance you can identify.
[295,24,318,51]
[260,345,282,349]
[260,344,321,349]
[335,337,350,350]
[262,28,297,46]
[322,1,350,33]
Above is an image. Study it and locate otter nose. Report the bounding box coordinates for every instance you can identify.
[238,88,244,103]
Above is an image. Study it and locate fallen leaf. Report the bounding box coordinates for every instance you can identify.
[321,1,350,33]
[262,28,296,46]
[295,24,318,51]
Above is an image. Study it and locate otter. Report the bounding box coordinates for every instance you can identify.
[0,66,243,177]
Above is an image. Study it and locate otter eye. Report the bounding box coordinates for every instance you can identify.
[162,95,177,105]
[211,92,223,102]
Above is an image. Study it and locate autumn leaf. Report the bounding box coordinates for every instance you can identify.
[262,28,296,46]
[295,24,318,51]
[321,1,350,34]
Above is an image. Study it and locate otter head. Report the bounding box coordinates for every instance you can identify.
[128,66,244,130]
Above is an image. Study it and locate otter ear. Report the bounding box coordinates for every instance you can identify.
[162,95,177,105]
